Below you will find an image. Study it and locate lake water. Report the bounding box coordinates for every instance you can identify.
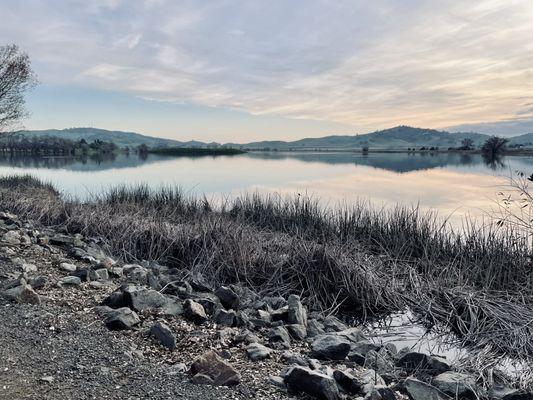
[1,151,532,226]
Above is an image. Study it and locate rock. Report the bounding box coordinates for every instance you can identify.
[167,363,187,376]
[263,295,287,309]
[2,284,40,304]
[246,343,272,361]
[433,372,476,397]
[214,309,236,326]
[287,294,307,326]
[3,230,21,245]
[40,376,54,383]
[122,264,148,284]
[161,297,184,316]
[281,351,308,366]
[50,233,84,247]
[59,262,77,272]
[310,334,351,360]
[215,286,240,310]
[93,305,114,317]
[21,263,37,273]
[287,323,307,340]
[102,291,127,309]
[496,389,533,400]
[267,326,291,347]
[191,373,214,385]
[356,369,386,394]
[234,330,260,345]
[307,319,326,337]
[368,386,397,400]
[395,352,451,375]
[322,315,348,332]
[271,306,289,323]
[104,307,140,330]
[30,276,46,290]
[333,369,361,394]
[189,350,241,386]
[150,322,176,350]
[89,268,109,281]
[59,276,82,287]
[365,349,394,374]
[124,287,168,312]
[268,375,286,390]
[190,272,213,292]
[183,299,207,323]
[284,366,341,400]
[405,377,451,400]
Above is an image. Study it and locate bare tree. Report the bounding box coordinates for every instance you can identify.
[0,45,36,133]
[481,136,509,158]
[461,138,474,150]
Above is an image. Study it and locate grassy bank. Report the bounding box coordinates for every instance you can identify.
[1,175,533,369]
[149,147,246,156]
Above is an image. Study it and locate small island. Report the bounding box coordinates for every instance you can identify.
[146,146,246,157]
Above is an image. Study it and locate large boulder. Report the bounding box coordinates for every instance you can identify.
[104,307,140,330]
[310,334,351,360]
[189,350,241,386]
[284,366,341,400]
[333,369,361,394]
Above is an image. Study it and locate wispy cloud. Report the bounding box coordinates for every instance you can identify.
[2,0,533,132]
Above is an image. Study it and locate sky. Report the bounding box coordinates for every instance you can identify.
[2,0,533,142]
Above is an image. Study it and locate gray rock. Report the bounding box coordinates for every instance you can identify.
[161,297,184,316]
[3,230,21,245]
[287,294,307,327]
[124,287,168,312]
[323,316,348,332]
[271,306,289,323]
[281,351,308,366]
[215,286,240,310]
[122,264,148,284]
[405,377,451,400]
[367,386,397,400]
[333,369,361,394]
[190,272,213,292]
[2,284,40,304]
[246,343,272,361]
[150,322,176,350]
[183,299,207,324]
[89,268,109,281]
[267,326,291,347]
[355,368,385,395]
[30,276,46,290]
[310,334,351,360]
[234,330,260,345]
[21,263,37,273]
[104,307,140,330]
[59,276,82,287]
[214,309,236,326]
[395,352,451,375]
[433,371,476,397]
[268,375,286,390]
[307,319,326,337]
[189,350,241,386]
[59,262,77,272]
[284,366,341,400]
[102,291,127,309]
[287,323,307,340]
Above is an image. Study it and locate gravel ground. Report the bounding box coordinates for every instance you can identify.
[0,295,255,400]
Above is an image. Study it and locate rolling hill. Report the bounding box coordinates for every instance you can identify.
[10,125,533,151]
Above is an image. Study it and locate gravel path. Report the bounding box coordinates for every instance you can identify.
[0,297,251,400]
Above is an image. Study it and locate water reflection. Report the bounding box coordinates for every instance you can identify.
[0,151,532,226]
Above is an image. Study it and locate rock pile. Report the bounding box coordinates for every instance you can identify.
[1,210,531,400]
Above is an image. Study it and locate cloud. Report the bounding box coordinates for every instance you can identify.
[2,0,533,132]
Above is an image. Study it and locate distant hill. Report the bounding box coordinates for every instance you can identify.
[226,126,490,150]
[12,125,533,151]
[12,128,188,149]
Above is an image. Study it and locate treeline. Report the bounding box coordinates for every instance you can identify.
[0,135,118,156]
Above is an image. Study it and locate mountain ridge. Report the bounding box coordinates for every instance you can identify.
[10,125,533,150]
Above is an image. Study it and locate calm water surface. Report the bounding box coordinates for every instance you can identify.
[1,151,532,225]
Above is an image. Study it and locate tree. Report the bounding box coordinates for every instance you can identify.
[481,136,508,158]
[0,45,36,133]
[461,138,474,150]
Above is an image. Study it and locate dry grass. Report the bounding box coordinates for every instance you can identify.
[2,175,533,377]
